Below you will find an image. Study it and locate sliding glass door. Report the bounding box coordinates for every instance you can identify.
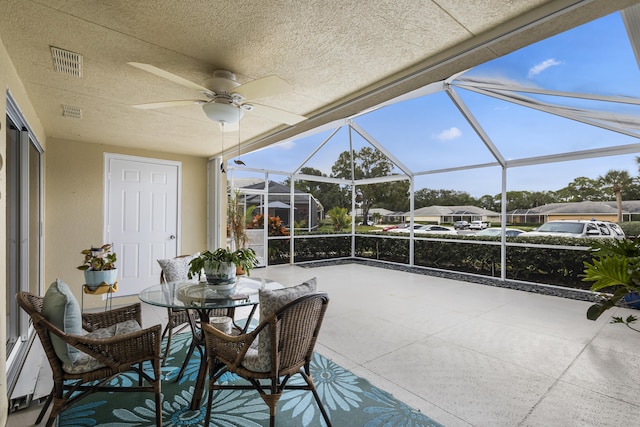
[5,95,43,387]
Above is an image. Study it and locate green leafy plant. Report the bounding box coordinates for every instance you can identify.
[77,243,117,271]
[188,247,258,279]
[327,207,351,231]
[582,238,640,323]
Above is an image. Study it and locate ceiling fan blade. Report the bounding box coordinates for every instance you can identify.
[234,75,292,100]
[132,100,202,109]
[248,103,306,125]
[128,62,210,92]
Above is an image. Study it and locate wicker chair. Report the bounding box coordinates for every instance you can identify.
[202,292,331,427]
[159,255,233,374]
[16,291,163,427]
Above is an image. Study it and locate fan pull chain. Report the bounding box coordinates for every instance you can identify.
[234,107,245,166]
[220,122,226,173]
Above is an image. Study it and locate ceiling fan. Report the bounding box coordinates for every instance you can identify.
[127,62,307,129]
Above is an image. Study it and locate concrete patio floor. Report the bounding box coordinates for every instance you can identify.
[8,263,640,426]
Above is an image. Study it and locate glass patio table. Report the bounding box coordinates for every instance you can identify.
[139,276,281,410]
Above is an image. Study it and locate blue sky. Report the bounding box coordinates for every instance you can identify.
[236,10,640,198]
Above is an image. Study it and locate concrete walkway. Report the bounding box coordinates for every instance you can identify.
[248,263,640,427]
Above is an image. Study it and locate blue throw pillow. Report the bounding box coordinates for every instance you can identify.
[41,279,82,366]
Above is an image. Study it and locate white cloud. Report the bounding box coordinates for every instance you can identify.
[528,58,562,78]
[432,127,462,141]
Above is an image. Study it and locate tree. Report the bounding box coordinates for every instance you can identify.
[414,188,475,208]
[284,167,350,211]
[326,206,351,231]
[598,169,633,223]
[331,147,407,221]
[555,176,604,202]
[477,194,498,211]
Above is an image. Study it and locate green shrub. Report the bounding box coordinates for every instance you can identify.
[619,221,640,238]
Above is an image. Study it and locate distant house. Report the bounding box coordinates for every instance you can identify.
[404,205,501,225]
[238,181,324,230]
[507,200,640,224]
[351,208,401,224]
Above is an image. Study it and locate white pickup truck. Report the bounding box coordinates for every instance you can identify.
[469,220,489,230]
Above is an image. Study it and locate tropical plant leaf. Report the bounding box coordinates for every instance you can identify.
[582,256,629,291]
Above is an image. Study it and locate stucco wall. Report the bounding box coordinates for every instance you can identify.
[45,138,208,309]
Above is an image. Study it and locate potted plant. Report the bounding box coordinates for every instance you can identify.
[582,238,640,331]
[227,190,256,249]
[187,247,258,285]
[77,243,118,290]
[227,190,257,274]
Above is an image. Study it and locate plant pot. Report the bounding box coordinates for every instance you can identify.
[204,262,236,285]
[84,269,118,291]
[624,292,640,309]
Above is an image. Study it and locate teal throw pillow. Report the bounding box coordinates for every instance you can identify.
[41,279,82,366]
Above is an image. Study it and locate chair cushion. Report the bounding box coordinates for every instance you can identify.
[157,253,199,283]
[62,319,142,373]
[242,278,317,372]
[41,279,82,366]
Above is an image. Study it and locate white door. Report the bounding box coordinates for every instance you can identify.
[105,155,181,297]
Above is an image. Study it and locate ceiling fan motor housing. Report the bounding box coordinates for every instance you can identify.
[202,70,241,95]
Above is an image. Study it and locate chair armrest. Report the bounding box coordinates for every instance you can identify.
[202,322,257,367]
[65,324,162,370]
[82,303,143,332]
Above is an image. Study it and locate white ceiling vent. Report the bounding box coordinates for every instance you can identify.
[50,46,83,77]
[62,105,82,119]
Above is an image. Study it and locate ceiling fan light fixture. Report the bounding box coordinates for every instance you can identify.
[202,99,244,124]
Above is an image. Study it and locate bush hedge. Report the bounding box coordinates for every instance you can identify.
[269,232,603,291]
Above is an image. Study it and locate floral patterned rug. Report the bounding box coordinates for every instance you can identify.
[59,331,443,426]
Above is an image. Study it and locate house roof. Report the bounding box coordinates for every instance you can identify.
[410,205,500,217]
[0,1,633,159]
[508,200,640,215]
[543,201,620,215]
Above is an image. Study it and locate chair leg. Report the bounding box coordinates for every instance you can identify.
[161,321,174,366]
[35,390,53,424]
[154,359,163,427]
[301,371,332,427]
[44,381,65,427]
[203,386,215,427]
[261,393,281,427]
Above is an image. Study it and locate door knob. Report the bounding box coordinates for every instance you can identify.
[170,235,176,239]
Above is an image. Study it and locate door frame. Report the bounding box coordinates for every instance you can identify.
[103,153,182,283]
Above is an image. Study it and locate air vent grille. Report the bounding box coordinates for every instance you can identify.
[62,105,82,119]
[50,46,83,77]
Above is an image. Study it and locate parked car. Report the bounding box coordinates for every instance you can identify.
[476,228,524,237]
[469,220,489,230]
[521,220,625,239]
[454,220,470,230]
[388,224,425,233]
[414,225,457,235]
[388,224,457,235]
[383,223,409,232]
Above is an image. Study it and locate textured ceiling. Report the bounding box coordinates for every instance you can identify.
[1,0,636,158]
